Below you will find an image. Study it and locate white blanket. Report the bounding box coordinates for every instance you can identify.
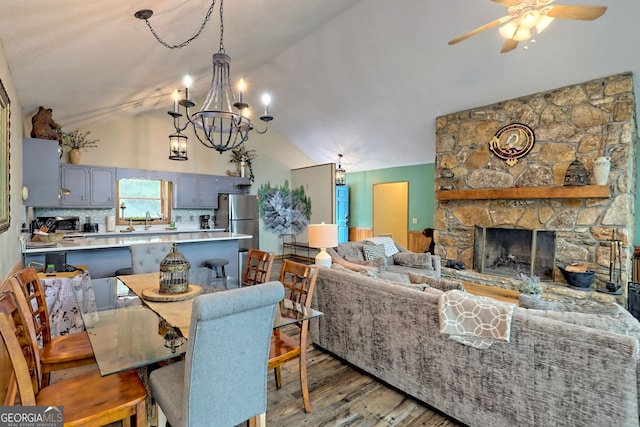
[438,290,516,349]
[364,237,399,257]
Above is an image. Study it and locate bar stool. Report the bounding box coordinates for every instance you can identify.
[203,258,229,284]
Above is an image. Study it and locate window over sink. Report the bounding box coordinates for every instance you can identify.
[117,178,171,225]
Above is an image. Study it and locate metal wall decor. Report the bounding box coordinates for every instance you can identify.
[489,123,535,166]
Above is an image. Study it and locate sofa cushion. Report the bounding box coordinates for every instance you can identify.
[335,242,366,263]
[394,252,433,270]
[330,262,378,278]
[408,272,464,292]
[524,307,640,337]
[519,294,623,316]
[363,244,386,262]
[361,257,387,271]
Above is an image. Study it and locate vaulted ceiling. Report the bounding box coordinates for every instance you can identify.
[0,0,638,172]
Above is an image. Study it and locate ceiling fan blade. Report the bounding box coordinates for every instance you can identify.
[448,15,514,45]
[491,0,523,6]
[501,38,519,53]
[546,5,607,20]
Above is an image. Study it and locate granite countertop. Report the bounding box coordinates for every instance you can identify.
[23,231,252,254]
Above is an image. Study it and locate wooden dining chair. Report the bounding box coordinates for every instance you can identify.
[268,259,319,413]
[0,284,148,426]
[242,248,275,287]
[12,266,95,386]
[149,281,285,427]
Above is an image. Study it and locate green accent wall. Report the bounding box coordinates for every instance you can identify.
[346,164,435,231]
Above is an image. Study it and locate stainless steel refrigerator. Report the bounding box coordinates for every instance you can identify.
[216,194,259,278]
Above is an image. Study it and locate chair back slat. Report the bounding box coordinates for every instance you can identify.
[242,248,275,287]
[12,266,51,344]
[0,286,41,401]
[279,260,318,310]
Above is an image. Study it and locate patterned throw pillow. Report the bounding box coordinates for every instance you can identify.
[408,272,465,292]
[362,244,386,261]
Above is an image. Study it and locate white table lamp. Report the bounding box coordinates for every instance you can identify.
[308,223,338,268]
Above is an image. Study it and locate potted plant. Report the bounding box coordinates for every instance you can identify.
[229,145,257,182]
[518,272,543,296]
[58,129,99,164]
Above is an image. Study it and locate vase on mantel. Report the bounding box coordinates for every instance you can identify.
[239,161,247,178]
[593,156,611,185]
[68,148,81,165]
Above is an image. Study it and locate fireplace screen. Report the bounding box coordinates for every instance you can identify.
[473,227,557,281]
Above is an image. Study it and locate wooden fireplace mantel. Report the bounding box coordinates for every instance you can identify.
[436,185,611,201]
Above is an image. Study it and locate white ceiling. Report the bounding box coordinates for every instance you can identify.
[0,0,638,172]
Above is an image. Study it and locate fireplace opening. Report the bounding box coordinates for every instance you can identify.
[473,227,557,281]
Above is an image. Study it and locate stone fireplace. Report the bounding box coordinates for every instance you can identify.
[473,227,556,281]
[433,73,637,302]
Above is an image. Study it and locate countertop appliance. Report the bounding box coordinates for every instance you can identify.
[200,214,211,229]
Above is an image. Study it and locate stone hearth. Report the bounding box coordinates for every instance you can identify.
[434,73,636,304]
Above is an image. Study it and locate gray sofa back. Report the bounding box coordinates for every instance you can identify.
[311,267,640,427]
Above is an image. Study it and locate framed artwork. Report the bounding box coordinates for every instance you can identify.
[0,78,10,233]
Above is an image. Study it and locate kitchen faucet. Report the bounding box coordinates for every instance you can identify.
[145,211,151,230]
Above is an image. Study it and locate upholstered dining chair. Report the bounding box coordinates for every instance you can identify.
[11,266,96,386]
[149,281,285,427]
[268,259,319,413]
[129,241,174,274]
[0,283,148,426]
[242,248,275,287]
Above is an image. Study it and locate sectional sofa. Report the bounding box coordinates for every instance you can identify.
[311,265,640,426]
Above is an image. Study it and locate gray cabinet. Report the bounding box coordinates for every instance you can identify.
[23,138,61,207]
[174,173,218,208]
[60,165,115,207]
[216,176,251,195]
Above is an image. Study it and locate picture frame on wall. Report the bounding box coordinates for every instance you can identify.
[0,78,10,233]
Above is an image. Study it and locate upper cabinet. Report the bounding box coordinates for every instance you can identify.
[23,138,61,207]
[60,165,115,207]
[174,173,218,209]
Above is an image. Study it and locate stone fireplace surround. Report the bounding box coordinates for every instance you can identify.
[434,73,636,305]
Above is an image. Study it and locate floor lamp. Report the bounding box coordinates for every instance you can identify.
[308,223,338,267]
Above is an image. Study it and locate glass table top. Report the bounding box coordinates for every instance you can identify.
[73,275,322,376]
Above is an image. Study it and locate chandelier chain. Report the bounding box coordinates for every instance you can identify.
[219,0,225,53]
[142,0,217,50]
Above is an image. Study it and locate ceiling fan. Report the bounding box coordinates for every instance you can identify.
[448,0,607,53]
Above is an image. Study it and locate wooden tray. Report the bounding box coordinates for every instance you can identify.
[142,285,202,302]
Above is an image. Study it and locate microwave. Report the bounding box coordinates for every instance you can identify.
[36,216,80,232]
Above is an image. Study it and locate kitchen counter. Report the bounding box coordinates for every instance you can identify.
[24,231,248,254]
[23,232,252,279]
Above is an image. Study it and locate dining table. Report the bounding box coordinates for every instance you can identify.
[72,272,322,376]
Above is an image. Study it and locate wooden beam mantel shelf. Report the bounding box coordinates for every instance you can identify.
[436,185,611,201]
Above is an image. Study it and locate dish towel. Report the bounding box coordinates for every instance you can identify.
[364,237,399,257]
[438,290,516,349]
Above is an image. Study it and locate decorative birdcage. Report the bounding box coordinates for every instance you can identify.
[159,243,191,294]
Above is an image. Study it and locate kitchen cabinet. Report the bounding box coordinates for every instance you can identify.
[23,138,61,207]
[216,176,251,195]
[174,173,218,208]
[60,165,116,207]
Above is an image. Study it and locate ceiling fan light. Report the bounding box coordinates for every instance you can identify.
[499,21,518,39]
[520,10,540,29]
[513,26,531,42]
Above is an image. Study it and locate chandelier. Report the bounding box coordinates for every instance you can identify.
[135,0,273,158]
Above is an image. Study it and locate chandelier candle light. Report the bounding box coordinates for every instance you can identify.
[308,223,339,268]
[135,0,273,157]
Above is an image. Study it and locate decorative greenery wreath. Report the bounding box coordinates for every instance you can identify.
[257,181,311,234]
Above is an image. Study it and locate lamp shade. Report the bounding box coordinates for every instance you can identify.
[308,223,338,249]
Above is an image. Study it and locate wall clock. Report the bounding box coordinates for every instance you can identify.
[489,123,535,166]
